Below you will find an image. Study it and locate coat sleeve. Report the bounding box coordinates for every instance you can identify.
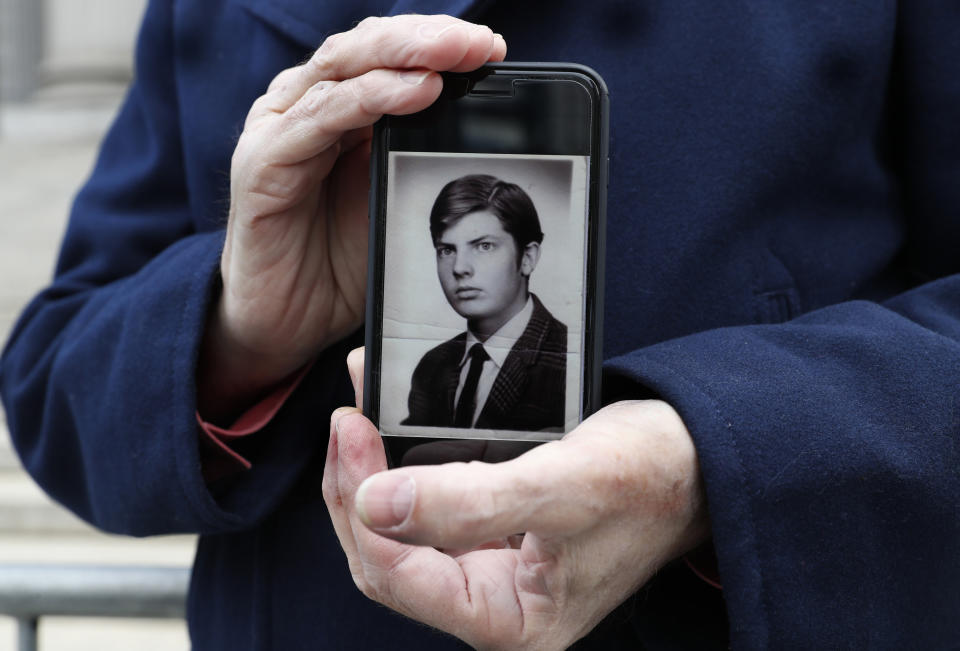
[0,0,351,537]
[606,4,960,648]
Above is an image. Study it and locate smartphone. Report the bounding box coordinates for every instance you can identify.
[364,63,608,467]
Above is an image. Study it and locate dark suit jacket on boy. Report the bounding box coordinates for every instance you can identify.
[404,295,567,431]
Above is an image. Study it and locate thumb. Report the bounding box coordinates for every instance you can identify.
[354,439,596,548]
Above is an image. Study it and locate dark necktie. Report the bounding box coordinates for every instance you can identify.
[454,343,489,428]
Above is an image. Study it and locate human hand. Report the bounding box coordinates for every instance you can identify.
[198,16,506,420]
[324,348,710,650]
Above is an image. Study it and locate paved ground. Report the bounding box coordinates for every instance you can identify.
[0,84,194,651]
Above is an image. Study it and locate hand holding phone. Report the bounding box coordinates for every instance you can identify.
[325,384,708,650]
[365,64,609,466]
[198,16,506,421]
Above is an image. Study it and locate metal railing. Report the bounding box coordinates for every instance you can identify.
[0,564,190,651]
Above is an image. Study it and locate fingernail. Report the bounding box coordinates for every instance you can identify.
[493,33,504,41]
[398,69,431,86]
[332,408,359,435]
[417,22,460,39]
[356,473,415,529]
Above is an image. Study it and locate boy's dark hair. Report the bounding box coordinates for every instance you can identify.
[429,174,544,259]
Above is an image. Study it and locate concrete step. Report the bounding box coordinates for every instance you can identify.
[0,416,21,471]
[0,617,190,651]
[0,428,17,472]
[0,532,196,566]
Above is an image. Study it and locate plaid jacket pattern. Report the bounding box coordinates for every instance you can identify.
[403,294,567,432]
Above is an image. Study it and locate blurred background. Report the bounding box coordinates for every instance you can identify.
[1,1,195,648]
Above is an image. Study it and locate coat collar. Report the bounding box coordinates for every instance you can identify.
[238,0,494,51]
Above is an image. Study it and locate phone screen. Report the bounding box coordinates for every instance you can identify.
[365,64,608,466]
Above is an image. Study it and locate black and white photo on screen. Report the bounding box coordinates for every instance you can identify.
[378,152,588,441]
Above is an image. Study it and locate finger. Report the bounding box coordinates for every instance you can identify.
[247,15,505,131]
[321,407,380,592]
[326,409,423,603]
[321,407,363,570]
[333,412,390,509]
[332,411,412,572]
[263,67,442,165]
[331,413,431,586]
[353,407,654,548]
[276,15,501,109]
[346,347,364,407]
[352,451,558,548]
[331,412,490,634]
[489,31,507,62]
[446,21,506,72]
[244,67,303,128]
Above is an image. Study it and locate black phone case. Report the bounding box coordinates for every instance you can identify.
[364,62,608,467]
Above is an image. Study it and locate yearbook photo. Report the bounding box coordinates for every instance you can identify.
[377,152,589,441]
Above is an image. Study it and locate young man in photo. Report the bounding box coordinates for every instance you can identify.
[403,173,567,431]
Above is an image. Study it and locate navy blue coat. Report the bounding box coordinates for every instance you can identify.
[2,0,959,648]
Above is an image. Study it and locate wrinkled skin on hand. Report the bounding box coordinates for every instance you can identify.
[323,348,710,650]
[197,15,507,420]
